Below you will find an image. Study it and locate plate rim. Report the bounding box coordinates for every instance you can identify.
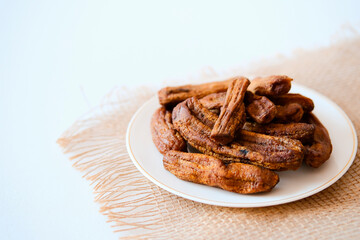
[126,83,358,208]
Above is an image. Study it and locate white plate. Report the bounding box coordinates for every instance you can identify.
[126,83,357,207]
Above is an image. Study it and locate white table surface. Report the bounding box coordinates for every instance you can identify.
[1,1,359,239]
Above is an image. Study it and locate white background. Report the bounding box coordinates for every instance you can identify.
[1,1,359,239]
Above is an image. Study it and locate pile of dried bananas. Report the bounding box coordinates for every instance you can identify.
[151,76,332,194]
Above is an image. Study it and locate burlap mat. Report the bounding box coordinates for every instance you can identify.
[58,37,360,239]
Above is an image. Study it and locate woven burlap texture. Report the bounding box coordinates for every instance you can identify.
[58,37,360,240]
